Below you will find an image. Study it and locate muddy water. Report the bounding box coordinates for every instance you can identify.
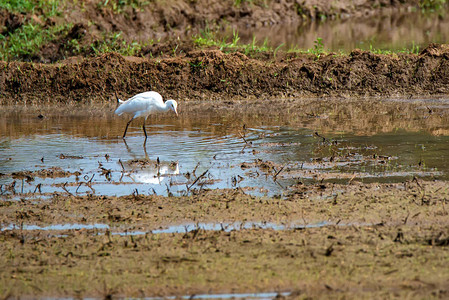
[1,98,448,199]
[224,8,449,52]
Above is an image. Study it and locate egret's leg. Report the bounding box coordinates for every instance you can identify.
[123,138,131,151]
[123,118,133,138]
[142,119,148,138]
[143,142,149,158]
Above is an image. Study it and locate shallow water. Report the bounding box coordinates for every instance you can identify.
[140,291,291,300]
[223,7,449,52]
[1,220,330,235]
[1,98,448,199]
[43,292,292,300]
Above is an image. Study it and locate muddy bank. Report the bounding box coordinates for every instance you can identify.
[59,0,426,39]
[1,0,434,62]
[1,43,449,104]
[1,180,448,298]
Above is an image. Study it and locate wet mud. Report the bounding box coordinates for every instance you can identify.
[2,1,449,298]
[1,100,449,299]
[1,181,449,298]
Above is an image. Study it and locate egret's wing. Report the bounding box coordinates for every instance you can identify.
[114,91,162,117]
[132,91,163,102]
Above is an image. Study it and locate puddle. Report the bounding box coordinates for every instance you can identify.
[1,223,109,232]
[0,221,330,235]
[46,292,292,300]
[143,291,291,300]
[222,7,449,52]
[1,98,449,199]
[120,221,330,236]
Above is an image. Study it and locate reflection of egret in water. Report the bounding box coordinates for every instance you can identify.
[122,138,149,159]
[120,139,180,188]
[129,161,180,185]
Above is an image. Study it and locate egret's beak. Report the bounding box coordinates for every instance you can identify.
[174,109,178,117]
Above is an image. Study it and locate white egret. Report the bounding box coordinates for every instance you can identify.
[114,91,178,139]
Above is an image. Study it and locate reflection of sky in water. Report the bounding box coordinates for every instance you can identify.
[146,292,291,300]
[1,221,329,234]
[1,103,449,198]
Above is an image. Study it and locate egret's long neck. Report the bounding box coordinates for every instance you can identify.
[151,100,169,113]
[161,102,171,112]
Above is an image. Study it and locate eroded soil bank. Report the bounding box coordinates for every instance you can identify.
[2,43,449,105]
[1,180,449,299]
[1,0,437,62]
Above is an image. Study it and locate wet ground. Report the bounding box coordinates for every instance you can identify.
[2,98,449,199]
[1,97,449,298]
[2,0,449,298]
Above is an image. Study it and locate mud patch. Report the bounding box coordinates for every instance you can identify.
[10,167,81,179]
[1,181,449,298]
[3,0,446,62]
[1,167,82,195]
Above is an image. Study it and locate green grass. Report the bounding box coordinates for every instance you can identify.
[419,0,447,12]
[96,0,151,13]
[366,42,421,55]
[192,28,426,59]
[0,0,148,60]
[0,22,72,61]
[0,0,64,60]
[89,32,149,56]
[302,37,327,58]
[0,0,60,16]
[193,28,274,55]
[0,0,433,61]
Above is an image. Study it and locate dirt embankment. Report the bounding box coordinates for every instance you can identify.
[60,0,424,41]
[65,0,423,33]
[1,0,448,103]
[1,0,425,52]
[1,43,449,104]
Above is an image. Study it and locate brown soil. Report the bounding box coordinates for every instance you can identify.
[1,0,425,62]
[1,43,449,105]
[1,1,449,103]
[2,1,449,299]
[62,0,422,41]
[1,180,449,298]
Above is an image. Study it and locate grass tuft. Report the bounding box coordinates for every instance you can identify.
[89,32,149,56]
[193,27,273,55]
[0,22,71,61]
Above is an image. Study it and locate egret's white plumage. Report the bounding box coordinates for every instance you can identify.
[115,91,178,139]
